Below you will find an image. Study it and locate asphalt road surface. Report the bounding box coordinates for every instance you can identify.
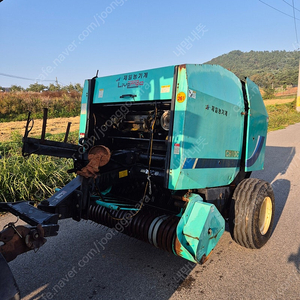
[2,122,300,300]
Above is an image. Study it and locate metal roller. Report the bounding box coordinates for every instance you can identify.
[88,204,179,254]
[148,215,166,245]
[152,215,168,248]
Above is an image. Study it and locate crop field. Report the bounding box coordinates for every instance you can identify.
[0,94,295,143]
[264,97,295,106]
[0,116,80,142]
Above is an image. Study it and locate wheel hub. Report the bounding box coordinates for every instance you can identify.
[259,196,272,235]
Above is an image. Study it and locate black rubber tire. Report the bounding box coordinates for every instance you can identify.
[229,178,275,249]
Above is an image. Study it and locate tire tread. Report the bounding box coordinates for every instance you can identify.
[230,178,274,249]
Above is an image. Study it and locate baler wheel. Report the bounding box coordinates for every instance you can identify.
[229,178,275,249]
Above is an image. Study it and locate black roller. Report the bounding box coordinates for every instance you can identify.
[88,204,179,254]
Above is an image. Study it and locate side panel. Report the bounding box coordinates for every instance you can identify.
[169,64,245,190]
[175,193,225,263]
[79,80,90,139]
[245,79,268,171]
[169,65,188,189]
[93,66,175,104]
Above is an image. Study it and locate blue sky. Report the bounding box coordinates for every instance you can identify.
[1,0,299,88]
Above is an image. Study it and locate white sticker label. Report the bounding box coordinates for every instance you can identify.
[161,85,171,93]
[81,103,87,115]
[55,190,67,200]
[174,143,180,155]
[98,89,104,98]
[189,89,196,99]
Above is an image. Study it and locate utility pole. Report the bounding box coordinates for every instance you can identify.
[297,60,300,112]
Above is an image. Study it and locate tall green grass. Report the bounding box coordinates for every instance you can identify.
[267,99,300,131]
[0,91,81,202]
[0,132,78,202]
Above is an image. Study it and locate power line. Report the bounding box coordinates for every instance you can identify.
[0,73,36,81]
[282,0,300,13]
[0,72,69,88]
[0,72,55,82]
[292,0,299,45]
[259,0,300,20]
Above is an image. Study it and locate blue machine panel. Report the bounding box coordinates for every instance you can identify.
[93,66,175,104]
[169,64,245,190]
[245,78,268,171]
[175,193,225,263]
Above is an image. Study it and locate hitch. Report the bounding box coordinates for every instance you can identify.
[0,201,60,262]
[0,222,46,262]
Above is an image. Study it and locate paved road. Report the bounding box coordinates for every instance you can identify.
[2,123,300,300]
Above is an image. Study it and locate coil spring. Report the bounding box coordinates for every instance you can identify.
[89,204,180,253]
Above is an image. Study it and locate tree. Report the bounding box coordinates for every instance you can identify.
[63,83,75,92]
[262,87,275,100]
[48,83,61,91]
[61,83,83,92]
[74,83,83,93]
[27,82,47,92]
[10,85,24,92]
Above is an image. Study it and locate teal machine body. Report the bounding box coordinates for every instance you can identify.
[0,64,273,298]
[76,64,268,263]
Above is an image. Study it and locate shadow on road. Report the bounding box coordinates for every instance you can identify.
[271,179,290,229]
[9,219,195,300]
[255,145,295,183]
[288,246,300,273]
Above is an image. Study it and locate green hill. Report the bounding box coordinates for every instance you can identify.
[205,50,300,88]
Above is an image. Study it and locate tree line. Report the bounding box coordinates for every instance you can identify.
[0,82,83,93]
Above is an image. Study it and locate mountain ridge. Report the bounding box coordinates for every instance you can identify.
[205,50,300,88]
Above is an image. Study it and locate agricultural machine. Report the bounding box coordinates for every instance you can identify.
[0,64,274,299]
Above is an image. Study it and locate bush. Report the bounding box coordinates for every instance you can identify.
[263,87,275,100]
[0,91,81,122]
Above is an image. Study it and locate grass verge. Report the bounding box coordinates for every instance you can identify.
[0,131,78,203]
[267,99,300,131]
